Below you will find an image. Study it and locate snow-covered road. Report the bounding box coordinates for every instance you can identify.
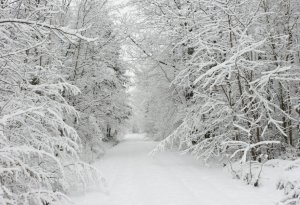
[72,134,280,205]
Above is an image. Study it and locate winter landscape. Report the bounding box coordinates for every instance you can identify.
[0,0,300,205]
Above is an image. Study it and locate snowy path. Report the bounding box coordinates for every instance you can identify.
[72,134,280,205]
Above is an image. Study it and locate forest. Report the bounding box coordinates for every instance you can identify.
[0,0,299,205]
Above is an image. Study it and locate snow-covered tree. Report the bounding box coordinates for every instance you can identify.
[63,0,131,158]
[0,0,101,204]
[130,0,300,163]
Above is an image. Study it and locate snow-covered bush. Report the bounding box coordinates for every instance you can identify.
[277,159,300,205]
[75,115,105,163]
[223,141,280,186]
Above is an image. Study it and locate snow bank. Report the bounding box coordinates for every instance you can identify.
[227,158,300,205]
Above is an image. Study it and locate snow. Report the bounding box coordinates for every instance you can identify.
[263,159,300,204]
[71,134,283,205]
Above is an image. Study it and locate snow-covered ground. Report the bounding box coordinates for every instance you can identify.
[71,134,283,205]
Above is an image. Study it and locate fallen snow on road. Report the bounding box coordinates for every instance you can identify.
[71,134,282,205]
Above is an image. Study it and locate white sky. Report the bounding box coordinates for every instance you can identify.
[109,0,132,17]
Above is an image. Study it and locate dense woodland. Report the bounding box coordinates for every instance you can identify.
[0,0,130,204]
[131,0,300,159]
[0,0,300,204]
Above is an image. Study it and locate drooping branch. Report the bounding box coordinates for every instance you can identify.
[0,19,98,42]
